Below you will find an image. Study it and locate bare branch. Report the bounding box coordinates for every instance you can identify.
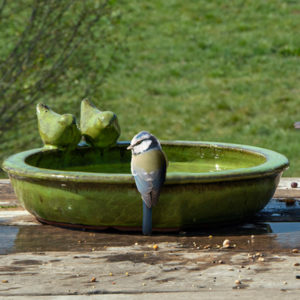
[0,0,123,136]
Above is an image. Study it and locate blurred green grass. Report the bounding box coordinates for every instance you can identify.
[1,0,300,176]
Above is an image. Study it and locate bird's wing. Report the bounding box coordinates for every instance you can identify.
[162,150,169,167]
[132,167,166,208]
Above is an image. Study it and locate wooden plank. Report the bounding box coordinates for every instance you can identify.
[0,179,15,199]
[273,177,300,198]
[0,178,300,205]
[0,179,19,207]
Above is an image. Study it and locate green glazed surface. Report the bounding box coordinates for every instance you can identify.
[80,99,120,148]
[36,103,81,150]
[2,141,289,230]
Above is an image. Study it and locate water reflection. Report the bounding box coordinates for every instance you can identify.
[267,222,300,249]
[0,226,19,254]
[4,222,297,253]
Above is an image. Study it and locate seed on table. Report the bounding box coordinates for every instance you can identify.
[294,263,300,266]
[153,244,159,250]
[285,198,296,206]
[291,182,298,188]
[90,277,96,282]
[292,249,299,253]
[235,280,241,285]
[1,280,8,283]
[223,239,231,248]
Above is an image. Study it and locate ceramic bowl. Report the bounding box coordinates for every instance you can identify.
[2,141,289,231]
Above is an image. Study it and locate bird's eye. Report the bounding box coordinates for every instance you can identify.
[134,140,143,146]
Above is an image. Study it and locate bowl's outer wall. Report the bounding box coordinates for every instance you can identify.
[3,141,288,229]
[9,173,280,229]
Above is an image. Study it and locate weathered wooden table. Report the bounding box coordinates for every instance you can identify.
[0,178,300,299]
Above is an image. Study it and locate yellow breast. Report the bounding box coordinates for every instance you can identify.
[132,149,167,173]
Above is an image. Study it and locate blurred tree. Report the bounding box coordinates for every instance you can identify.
[0,0,124,165]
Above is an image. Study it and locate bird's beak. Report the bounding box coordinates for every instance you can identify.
[127,145,133,150]
[295,122,300,129]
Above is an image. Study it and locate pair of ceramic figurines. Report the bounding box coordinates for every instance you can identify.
[37,99,120,149]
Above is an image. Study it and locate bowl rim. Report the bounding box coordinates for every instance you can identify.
[2,140,289,184]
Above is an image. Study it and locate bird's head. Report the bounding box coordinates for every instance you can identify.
[127,131,161,155]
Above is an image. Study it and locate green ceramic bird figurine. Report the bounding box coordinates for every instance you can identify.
[127,131,168,235]
[80,99,120,148]
[36,103,81,150]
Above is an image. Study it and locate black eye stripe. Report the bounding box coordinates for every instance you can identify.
[134,140,143,146]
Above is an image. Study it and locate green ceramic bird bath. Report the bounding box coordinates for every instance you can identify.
[2,141,289,231]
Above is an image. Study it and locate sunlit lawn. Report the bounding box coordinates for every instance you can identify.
[1,0,300,176]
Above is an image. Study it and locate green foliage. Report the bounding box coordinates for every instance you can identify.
[1,0,300,177]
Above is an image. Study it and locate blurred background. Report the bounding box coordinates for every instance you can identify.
[0,0,300,177]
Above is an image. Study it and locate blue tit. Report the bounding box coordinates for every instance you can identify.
[127,131,168,235]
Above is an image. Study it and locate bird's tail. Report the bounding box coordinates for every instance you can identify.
[142,201,152,235]
[150,190,160,207]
